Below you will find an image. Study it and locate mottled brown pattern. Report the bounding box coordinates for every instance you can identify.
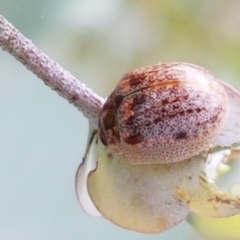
[101,100,115,131]
[128,73,146,87]
[98,96,120,147]
[116,62,216,96]
[98,62,229,164]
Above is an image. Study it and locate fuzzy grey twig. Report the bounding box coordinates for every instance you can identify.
[0,14,104,127]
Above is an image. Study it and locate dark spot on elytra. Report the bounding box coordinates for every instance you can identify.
[162,99,169,105]
[208,107,223,124]
[178,110,185,116]
[124,133,142,145]
[175,131,187,140]
[99,97,120,144]
[102,108,115,130]
[154,117,162,124]
[128,73,145,87]
[196,106,222,128]
[161,94,189,106]
[115,95,124,109]
[196,108,202,113]
[100,98,116,131]
[125,115,135,126]
[187,109,194,114]
[132,94,147,109]
[124,94,148,122]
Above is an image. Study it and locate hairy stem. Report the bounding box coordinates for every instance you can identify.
[0,14,104,127]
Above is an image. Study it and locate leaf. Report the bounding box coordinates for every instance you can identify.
[86,141,240,233]
[87,141,193,233]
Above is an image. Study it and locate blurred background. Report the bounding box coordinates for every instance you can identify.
[1,0,240,239]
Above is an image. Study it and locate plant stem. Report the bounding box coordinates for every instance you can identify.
[0,14,104,127]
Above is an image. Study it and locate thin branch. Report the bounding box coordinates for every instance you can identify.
[0,14,104,127]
